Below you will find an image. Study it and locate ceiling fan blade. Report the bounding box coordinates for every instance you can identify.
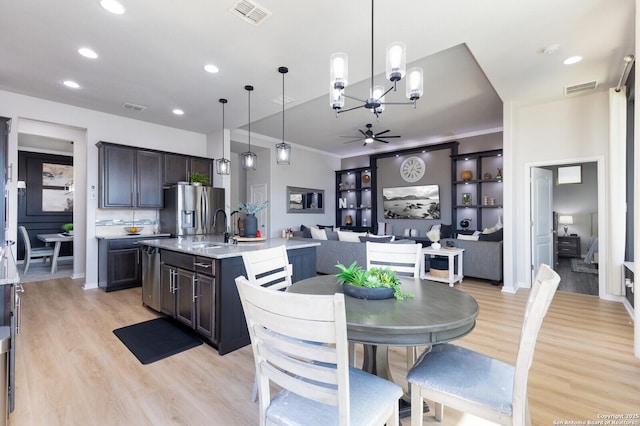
[373,138,389,144]
[375,129,390,136]
[343,138,365,144]
[376,135,401,139]
[358,129,368,137]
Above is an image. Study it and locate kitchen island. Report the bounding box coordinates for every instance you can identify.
[138,236,319,354]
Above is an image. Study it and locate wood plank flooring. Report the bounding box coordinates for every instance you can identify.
[10,277,640,425]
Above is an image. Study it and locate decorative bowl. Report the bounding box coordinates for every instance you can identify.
[342,284,394,300]
[124,226,143,234]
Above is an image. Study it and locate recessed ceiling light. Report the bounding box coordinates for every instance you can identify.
[78,47,98,59]
[100,0,125,15]
[172,109,184,116]
[564,56,583,65]
[63,80,80,89]
[204,64,219,74]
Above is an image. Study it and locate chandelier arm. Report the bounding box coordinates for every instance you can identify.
[375,84,395,101]
[337,104,367,114]
[342,93,368,103]
[379,100,416,106]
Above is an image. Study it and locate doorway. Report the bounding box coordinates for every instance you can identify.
[530,160,602,296]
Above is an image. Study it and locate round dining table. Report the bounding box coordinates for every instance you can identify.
[287,274,479,382]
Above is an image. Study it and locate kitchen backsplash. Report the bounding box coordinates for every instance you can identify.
[95,209,159,237]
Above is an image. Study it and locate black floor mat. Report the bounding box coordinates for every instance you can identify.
[113,317,202,365]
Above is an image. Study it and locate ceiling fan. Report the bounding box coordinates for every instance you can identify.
[341,123,401,146]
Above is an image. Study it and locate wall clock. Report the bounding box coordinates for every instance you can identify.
[400,156,425,182]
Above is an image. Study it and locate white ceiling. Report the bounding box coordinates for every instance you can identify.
[0,0,634,157]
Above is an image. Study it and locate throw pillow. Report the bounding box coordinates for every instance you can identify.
[478,228,503,241]
[410,229,419,237]
[457,233,480,241]
[310,227,327,240]
[316,224,334,230]
[440,224,454,239]
[325,230,339,241]
[483,226,497,234]
[300,224,312,238]
[429,224,441,232]
[337,230,367,243]
[359,235,393,243]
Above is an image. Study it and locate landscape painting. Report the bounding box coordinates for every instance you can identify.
[383,185,440,219]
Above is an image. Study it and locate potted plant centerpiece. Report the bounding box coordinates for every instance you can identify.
[189,172,210,186]
[62,223,74,235]
[237,200,270,238]
[335,262,413,301]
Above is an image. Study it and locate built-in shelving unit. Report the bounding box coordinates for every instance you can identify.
[335,167,373,232]
[451,149,503,230]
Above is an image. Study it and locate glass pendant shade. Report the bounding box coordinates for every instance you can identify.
[242,151,257,171]
[276,142,291,165]
[216,98,230,175]
[406,67,424,101]
[216,158,230,175]
[330,53,348,89]
[371,85,385,114]
[330,86,345,110]
[386,42,406,82]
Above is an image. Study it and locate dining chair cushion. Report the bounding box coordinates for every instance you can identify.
[407,343,514,415]
[266,366,403,426]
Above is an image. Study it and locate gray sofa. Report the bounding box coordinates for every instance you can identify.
[435,238,503,284]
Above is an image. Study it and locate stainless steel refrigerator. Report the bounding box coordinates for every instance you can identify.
[160,184,225,236]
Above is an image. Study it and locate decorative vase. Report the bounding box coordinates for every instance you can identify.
[431,242,441,250]
[483,172,492,180]
[345,215,353,226]
[342,284,394,300]
[244,213,258,238]
[496,168,503,180]
[460,170,473,181]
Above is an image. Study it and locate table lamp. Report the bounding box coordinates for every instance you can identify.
[558,215,573,236]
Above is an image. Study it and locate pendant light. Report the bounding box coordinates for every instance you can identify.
[241,85,257,171]
[275,66,291,165]
[216,98,230,175]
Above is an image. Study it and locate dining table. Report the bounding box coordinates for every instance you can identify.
[37,233,73,274]
[287,274,479,416]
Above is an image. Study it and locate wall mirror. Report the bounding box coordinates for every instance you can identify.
[287,186,324,213]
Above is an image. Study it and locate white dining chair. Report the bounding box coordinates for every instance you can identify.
[18,226,54,274]
[407,263,561,425]
[235,275,403,426]
[241,245,293,401]
[366,241,422,277]
[364,240,423,366]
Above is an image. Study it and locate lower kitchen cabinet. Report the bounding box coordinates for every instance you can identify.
[98,238,142,291]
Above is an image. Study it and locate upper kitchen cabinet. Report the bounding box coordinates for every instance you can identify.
[97,142,163,208]
[163,153,213,186]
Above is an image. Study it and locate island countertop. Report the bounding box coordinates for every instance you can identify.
[137,235,320,259]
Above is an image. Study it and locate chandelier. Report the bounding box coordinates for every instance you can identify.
[329,0,423,117]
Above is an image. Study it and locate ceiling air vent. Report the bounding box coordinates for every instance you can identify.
[564,80,598,95]
[121,102,147,112]
[229,0,271,26]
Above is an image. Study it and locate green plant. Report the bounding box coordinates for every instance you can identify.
[335,262,413,301]
[237,200,270,215]
[189,172,210,185]
[62,223,73,232]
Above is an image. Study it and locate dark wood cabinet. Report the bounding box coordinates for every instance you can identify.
[163,154,213,186]
[335,167,373,232]
[557,235,580,257]
[98,238,142,291]
[98,142,163,208]
[194,274,214,339]
[160,263,176,316]
[136,150,164,208]
[175,268,196,328]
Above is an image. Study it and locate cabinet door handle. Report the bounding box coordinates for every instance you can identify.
[15,294,21,335]
[192,276,197,302]
[194,262,211,269]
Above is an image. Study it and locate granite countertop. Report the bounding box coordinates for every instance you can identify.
[96,233,172,240]
[137,235,320,259]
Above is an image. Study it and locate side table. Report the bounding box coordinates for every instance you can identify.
[420,247,465,286]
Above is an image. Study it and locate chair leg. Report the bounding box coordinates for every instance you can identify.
[251,375,258,402]
[411,383,424,426]
[434,402,443,421]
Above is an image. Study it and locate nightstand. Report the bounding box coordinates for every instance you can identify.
[557,235,580,258]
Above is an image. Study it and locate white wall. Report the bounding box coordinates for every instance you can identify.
[0,90,208,289]
[504,90,612,294]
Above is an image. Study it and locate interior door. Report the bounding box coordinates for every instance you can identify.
[531,167,554,281]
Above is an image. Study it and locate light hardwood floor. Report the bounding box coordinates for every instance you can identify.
[10,277,640,425]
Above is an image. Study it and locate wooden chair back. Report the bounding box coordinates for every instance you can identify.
[366,241,422,277]
[235,276,351,424]
[241,245,293,291]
